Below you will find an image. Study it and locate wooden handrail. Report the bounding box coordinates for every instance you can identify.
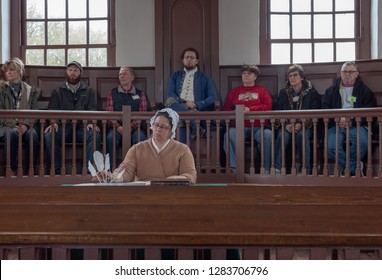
[1,107,382,186]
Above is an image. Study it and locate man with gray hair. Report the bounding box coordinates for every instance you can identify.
[322,61,377,176]
[105,66,148,169]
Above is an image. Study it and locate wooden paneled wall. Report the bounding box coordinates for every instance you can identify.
[21,66,156,111]
[219,59,382,107]
[2,59,382,111]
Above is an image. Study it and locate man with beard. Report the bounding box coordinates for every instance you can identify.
[44,61,100,175]
[164,47,217,143]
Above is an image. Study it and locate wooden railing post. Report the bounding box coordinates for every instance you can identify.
[122,106,132,157]
[235,105,245,183]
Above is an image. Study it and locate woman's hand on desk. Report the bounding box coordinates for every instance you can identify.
[91,170,113,183]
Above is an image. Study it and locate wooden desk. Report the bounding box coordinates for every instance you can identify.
[1,184,382,259]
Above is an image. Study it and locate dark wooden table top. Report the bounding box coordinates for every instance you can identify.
[1,184,382,246]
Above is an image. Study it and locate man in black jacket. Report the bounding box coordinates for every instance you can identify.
[322,61,376,176]
[44,61,101,174]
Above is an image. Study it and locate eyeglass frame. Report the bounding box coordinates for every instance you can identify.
[341,70,358,75]
[153,122,171,130]
[288,72,301,79]
[183,56,197,60]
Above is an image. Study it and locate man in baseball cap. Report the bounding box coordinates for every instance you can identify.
[66,60,83,72]
[44,59,100,175]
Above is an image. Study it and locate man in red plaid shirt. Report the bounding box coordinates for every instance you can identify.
[105,66,148,168]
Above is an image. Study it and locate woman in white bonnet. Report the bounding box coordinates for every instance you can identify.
[107,108,197,183]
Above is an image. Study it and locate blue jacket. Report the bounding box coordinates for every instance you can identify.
[166,69,217,111]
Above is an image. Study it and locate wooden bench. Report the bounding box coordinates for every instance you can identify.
[1,184,382,260]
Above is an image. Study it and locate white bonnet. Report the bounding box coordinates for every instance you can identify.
[150,108,179,139]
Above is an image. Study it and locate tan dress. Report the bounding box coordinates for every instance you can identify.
[113,138,197,183]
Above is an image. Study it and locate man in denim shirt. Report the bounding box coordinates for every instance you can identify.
[165,47,217,143]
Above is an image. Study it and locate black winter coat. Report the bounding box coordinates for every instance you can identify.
[322,76,377,127]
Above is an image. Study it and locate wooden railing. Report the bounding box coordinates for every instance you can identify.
[236,106,382,186]
[1,106,382,186]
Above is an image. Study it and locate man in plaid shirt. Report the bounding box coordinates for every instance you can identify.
[106,66,148,168]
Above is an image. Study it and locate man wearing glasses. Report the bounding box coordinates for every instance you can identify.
[322,61,376,177]
[165,47,217,143]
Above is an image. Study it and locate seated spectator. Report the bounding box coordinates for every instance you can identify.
[0,57,40,175]
[223,64,272,174]
[44,61,101,174]
[274,64,321,175]
[165,47,217,143]
[105,66,147,169]
[98,108,197,184]
[322,61,377,176]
